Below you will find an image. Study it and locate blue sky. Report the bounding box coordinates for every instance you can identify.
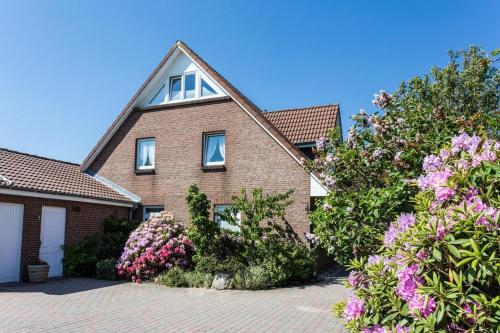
[0,1,498,163]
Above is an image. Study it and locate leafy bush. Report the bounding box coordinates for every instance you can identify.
[63,216,139,277]
[186,184,220,257]
[195,255,246,276]
[96,258,117,280]
[185,186,316,289]
[156,267,188,287]
[219,188,316,287]
[229,266,271,290]
[157,268,213,288]
[334,134,499,332]
[308,47,499,265]
[116,212,194,283]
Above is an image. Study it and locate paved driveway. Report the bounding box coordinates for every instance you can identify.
[0,277,348,333]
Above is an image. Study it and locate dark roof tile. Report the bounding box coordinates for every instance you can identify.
[264,104,339,144]
[0,148,134,204]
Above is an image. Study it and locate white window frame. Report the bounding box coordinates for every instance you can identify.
[214,204,241,232]
[203,132,225,166]
[145,71,222,106]
[136,138,155,170]
[143,205,164,221]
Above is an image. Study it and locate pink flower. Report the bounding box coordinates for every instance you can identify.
[344,295,365,321]
[423,154,442,172]
[435,186,455,202]
[396,264,421,301]
[395,324,410,333]
[408,294,436,318]
[362,325,387,333]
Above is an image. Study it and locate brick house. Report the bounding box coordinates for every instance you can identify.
[0,40,339,283]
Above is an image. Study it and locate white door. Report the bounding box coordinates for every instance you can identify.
[40,207,66,277]
[0,203,24,283]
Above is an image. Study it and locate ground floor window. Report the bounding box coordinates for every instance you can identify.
[214,204,240,232]
[143,205,164,221]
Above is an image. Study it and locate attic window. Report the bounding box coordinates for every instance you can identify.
[146,72,221,106]
[169,76,182,101]
[201,78,217,97]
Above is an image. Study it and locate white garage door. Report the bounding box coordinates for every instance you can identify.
[0,203,24,283]
[40,206,66,277]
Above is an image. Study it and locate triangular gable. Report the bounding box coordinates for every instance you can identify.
[81,40,310,172]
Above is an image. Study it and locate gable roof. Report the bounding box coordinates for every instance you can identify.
[80,40,312,171]
[264,104,339,144]
[0,148,136,206]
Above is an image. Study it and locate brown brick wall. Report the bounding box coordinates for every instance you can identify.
[89,99,311,238]
[0,193,128,280]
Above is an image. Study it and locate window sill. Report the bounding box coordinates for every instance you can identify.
[201,165,226,172]
[135,169,155,175]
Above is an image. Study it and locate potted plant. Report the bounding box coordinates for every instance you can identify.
[27,259,50,282]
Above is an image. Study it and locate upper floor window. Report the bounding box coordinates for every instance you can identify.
[146,72,220,106]
[203,133,225,166]
[136,138,155,170]
[214,204,240,232]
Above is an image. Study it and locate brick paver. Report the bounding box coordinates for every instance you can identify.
[0,278,349,333]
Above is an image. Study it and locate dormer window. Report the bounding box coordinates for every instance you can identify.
[146,71,220,106]
[169,76,182,101]
[184,74,196,99]
[201,78,217,97]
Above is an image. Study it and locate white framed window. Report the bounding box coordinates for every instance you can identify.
[201,78,217,97]
[203,133,225,166]
[214,204,240,232]
[169,75,182,101]
[146,71,221,106]
[136,138,155,170]
[143,205,164,221]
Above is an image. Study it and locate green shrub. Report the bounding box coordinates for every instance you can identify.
[157,268,213,288]
[308,47,499,265]
[195,255,246,276]
[96,258,117,280]
[185,185,316,289]
[157,267,188,287]
[183,271,213,288]
[186,185,220,256]
[63,216,139,277]
[229,266,271,290]
[335,134,499,332]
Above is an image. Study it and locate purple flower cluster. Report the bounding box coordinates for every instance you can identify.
[371,148,387,160]
[116,211,193,283]
[396,264,421,301]
[408,294,437,318]
[384,213,416,246]
[316,137,327,150]
[344,294,365,321]
[372,90,393,109]
[348,270,366,287]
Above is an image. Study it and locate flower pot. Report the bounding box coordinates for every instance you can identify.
[27,264,50,282]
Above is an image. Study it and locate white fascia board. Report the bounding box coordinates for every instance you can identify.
[0,188,134,208]
[87,172,141,203]
[310,174,327,197]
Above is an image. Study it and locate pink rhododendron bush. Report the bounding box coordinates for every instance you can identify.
[335,133,499,332]
[116,212,194,283]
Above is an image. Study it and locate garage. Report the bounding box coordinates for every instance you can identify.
[0,202,24,283]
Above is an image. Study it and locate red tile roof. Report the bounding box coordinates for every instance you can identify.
[264,104,339,144]
[0,148,134,204]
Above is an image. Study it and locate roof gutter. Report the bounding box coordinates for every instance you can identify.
[0,188,134,208]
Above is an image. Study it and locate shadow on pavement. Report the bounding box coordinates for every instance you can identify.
[0,277,127,295]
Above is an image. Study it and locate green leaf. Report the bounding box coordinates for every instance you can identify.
[456,257,475,268]
[446,243,461,258]
[433,248,442,261]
